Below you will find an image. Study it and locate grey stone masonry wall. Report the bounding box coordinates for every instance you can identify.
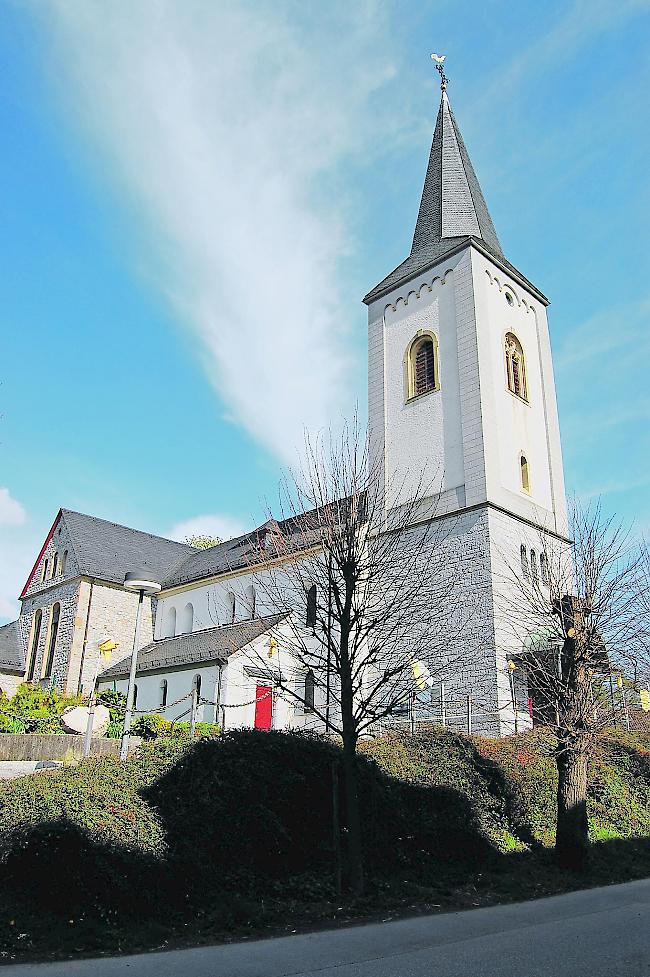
[18,576,155,697]
[22,514,80,602]
[389,506,502,737]
[80,582,154,695]
[19,580,82,689]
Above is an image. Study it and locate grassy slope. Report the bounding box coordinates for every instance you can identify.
[0,727,649,963]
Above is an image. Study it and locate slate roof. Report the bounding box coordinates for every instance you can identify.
[363,92,547,306]
[0,622,25,675]
[162,506,335,590]
[100,613,285,678]
[60,510,194,588]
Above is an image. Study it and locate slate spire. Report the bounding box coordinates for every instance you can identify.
[411,91,504,259]
[364,88,515,305]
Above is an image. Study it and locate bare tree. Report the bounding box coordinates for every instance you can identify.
[236,418,477,895]
[501,501,646,870]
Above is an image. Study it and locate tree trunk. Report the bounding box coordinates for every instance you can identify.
[341,728,364,896]
[555,735,590,871]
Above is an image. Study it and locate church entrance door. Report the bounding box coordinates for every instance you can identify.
[254,685,272,730]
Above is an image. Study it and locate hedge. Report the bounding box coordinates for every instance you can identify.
[1,727,650,920]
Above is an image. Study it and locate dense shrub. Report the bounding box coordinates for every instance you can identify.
[0,740,185,911]
[1,726,650,922]
[132,713,172,739]
[96,689,126,738]
[0,684,87,735]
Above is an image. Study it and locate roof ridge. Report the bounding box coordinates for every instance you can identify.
[61,509,194,550]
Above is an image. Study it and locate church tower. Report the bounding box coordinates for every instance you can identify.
[364,71,569,734]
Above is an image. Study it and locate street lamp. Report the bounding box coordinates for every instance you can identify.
[119,569,161,760]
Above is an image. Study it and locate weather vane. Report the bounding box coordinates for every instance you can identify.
[430,52,448,91]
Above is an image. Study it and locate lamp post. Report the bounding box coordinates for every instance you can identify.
[119,569,161,760]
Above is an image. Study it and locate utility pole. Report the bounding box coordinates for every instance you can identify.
[82,690,96,758]
[189,686,198,739]
[120,570,160,761]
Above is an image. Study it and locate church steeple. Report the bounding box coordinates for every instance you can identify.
[411,91,504,260]
[363,83,538,305]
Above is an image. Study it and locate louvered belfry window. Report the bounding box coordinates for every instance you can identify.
[414,339,436,396]
[505,333,528,401]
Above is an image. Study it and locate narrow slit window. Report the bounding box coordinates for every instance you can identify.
[304,671,315,713]
[306,584,317,628]
[26,610,42,682]
[540,553,549,587]
[520,544,529,579]
[520,455,530,493]
[530,549,538,583]
[160,679,168,709]
[43,603,60,679]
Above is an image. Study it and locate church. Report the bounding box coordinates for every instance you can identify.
[0,75,569,737]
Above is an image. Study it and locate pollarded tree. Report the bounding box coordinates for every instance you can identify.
[236,418,479,895]
[501,502,646,870]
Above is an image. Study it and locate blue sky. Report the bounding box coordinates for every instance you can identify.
[1,0,649,621]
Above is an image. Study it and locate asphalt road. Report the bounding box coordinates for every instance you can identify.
[4,878,650,977]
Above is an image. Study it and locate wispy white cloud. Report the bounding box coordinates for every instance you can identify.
[36,0,400,463]
[0,488,26,527]
[0,490,33,623]
[168,512,249,544]
[474,0,650,112]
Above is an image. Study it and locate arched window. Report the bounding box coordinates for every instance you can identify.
[306,584,317,628]
[26,610,42,682]
[164,606,177,638]
[51,553,59,579]
[179,602,194,634]
[304,671,315,713]
[245,585,256,619]
[60,550,68,577]
[41,559,48,583]
[133,684,138,709]
[540,552,549,587]
[159,679,168,709]
[520,455,531,493]
[43,603,60,679]
[407,333,439,400]
[505,333,528,401]
[193,674,202,698]
[520,544,529,579]
[227,592,236,624]
[530,549,538,583]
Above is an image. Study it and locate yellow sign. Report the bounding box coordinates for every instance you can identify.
[411,659,433,691]
[268,638,278,659]
[99,639,119,661]
[507,659,517,673]
[617,674,624,690]
[640,688,650,712]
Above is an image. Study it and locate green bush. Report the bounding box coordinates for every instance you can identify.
[96,689,126,737]
[131,714,172,740]
[0,684,88,735]
[0,740,186,911]
[1,726,650,923]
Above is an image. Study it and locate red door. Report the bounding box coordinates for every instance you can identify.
[254,685,273,730]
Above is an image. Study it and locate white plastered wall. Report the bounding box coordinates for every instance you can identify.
[470,249,568,536]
